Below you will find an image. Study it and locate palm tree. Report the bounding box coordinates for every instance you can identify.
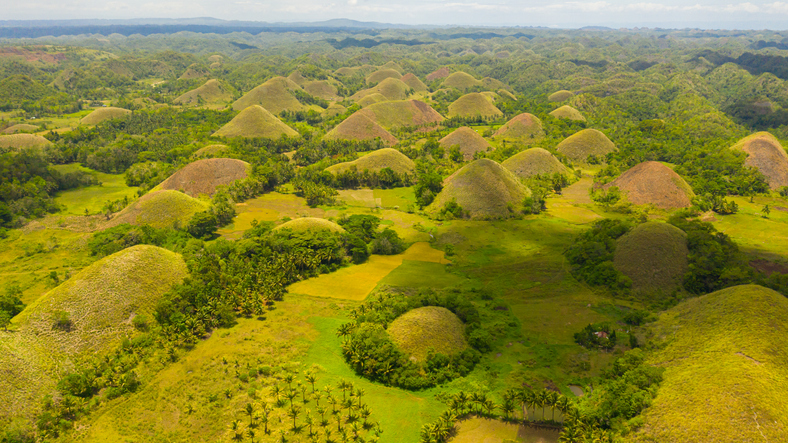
[523,390,538,422]
[549,391,560,422]
[304,412,315,437]
[243,403,255,425]
[500,400,515,421]
[287,405,301,431]
[537,390,549,422]
[271,385,282,405]
[305,372,318,392]
[259,413,270,435]
[558,424,583,443]
[555,395,570,424]
[482,399,496,417]
[283,374,295,390]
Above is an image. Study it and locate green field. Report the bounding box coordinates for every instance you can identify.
[52,164,140,215]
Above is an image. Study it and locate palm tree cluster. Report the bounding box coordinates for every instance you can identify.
[226,372,382,443]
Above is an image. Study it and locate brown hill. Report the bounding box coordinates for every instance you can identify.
[730,132,788,189]
[555,129,617,162]
[325,148,415,176]
[448,93,503,119]
[303,80,340,100]
[0,134,53,150]
[351,77,411,102]
[174,79,233,106]
[501,148,569,179]
[439,127,492,161]
[324,112,398,146]
[426,67,451,81]
[156,158,249,197]
[232,76,303,114]
[493,113,545,141]
[441,72,482,90]
[178,63,208,80]
[80,107,131,125]
[366,68,402,84]
[549,105,586,121]
[2,124,39,134]
[214,105,299,139]
[605,161,695,209]
[359,100,444,130]
[400,73,428,92]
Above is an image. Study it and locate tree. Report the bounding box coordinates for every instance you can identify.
[287,405,301,431]
[187,210,217,239]
[0,310,11,331]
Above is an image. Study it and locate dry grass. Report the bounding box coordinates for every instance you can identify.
[387,306,468,362]
[549,105,585,122]
[0,133,52,150]
[428,158,531,219]
[360,99,444,130]
[439,126,492,161]
[155,158,249,197]
[214,105,299,139]
[366,68,402,84]
[323,102,347,117]
[303,80,341,100]
[555,128,616,162]
[273,217,346,233]
[177,63,208,80]
[231,76,303,114]
[401,73,428,92]
[450,417,559,443]
[548,90,574,102]
[111,190,208,228]
[502,147,569,179]
[614,221,689,293]
[173,79,233,106]
[633,285,788,443]
[351,77,411,102]
[2,123,39,134]
[605,161,695,209]
[441,71,482,90]
[426,67,451,81]
[324,112,398,146]
[493,113,545,142]
[79,107,131,125]
[730,131,788,189]
[190,144,228,159]
[448,93,504,119]
[498,89,517,101]
[357,93,388,107]
[326,148,415,176]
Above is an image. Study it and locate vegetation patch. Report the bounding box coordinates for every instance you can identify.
[324,112,398,146]
[613,221,689,293]
[231,76,303,114]
[502,148,569,179]
[549,105,585,121]
[604,161,695,209]
[439,126,492,161]
[555,128,616,163]
[79,107,131,125]
[447,93,503,119]
[155,158,249,197]
[111,190,208,228]
[386,306,468,362]
[214,105,299,139]
[493,113,545,142]
[730,131,788,189]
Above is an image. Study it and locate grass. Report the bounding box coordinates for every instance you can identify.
[493,113,545,142]
[111,190,208,228]
[366,68,402,84]
[440,126,493,161]
[303,79,340,100]
[549,105,585,122]
[287,242,446,301]
[448,92,503,119]
[441,72,482,90]
[231,76,303,114]
[173,79,234,106]
[633,285,788,442]
[427,67,451,81]
[2,123,39,134]
[711,194,788,257]
[325,148,415,176]
[502,148,569,179]
[730,131,788,189]
[387,306,469,362]
[451,417,559,443]
[154,158,249,197]
[0,133,52,150]
[79,107,131,125]
[555,129,616,163]
[605,161,694,209]
[377,260,468,289]
[214,105,299,139]
[217,192,338,239]
[374,187,417,209]
[548,90,573,102]
[401,73,428,92]
[352,77,411,102]
[273,217,346,233]
[427,159,531,219]
[613,221,688,293]
[191,143,228,159]
[360,99,444,130]
[324,112,398,146]
[52,164,140,215]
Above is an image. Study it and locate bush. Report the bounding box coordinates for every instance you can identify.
[132,314,149,331]
[52,311,72,332]
[187,211,218,239]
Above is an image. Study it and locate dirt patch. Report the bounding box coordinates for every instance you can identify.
[750,259,788,275]
[736,352,763,365]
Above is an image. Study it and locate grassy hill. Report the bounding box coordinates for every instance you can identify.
[439,126,492,161]
[155,158,249,197]
[191,144,228,159]
[80,107,132,125]
[0,134,53,150]
[366,68,402,84]
[352,77,411,102]
[303,80,341,101]
[2,124,39,134]
[231,76,303,114]
[324,102,347,117]
[324,112,398,146]
[359,100,444,130]
[730,131,788,189]
[325,148,415,176]
[614,221,689,294]
[555,128,616,162]
[387,306,468,362]
[447,93,503,119]
[0,245,187,420]
[426,67,451,81]
[428,158,530,219]
[400,73,428,92]
[441,72,482,90]
[273,217,345,233]
[214,105,299,139]
[501,147,569,179]
[178,63,208,80]
[548,90,574,102]
[357,93,388,107]
[493,113,545,142]
[633,285,788,442]
[173,79,234,106]
[549,105,586,121]
[111,190,208,228]
[605,161,695,209]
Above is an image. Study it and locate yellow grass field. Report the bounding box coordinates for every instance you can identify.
[287,242,447,300]
[449,417,559,443]
[546,198,601,224]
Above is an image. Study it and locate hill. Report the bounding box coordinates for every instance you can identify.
[549,105,586,121]
[324,112,398,146]
[273,217,345,233]
[359,100,444,130]
[555,128,616,162]
[441,72,482,90]
[366,68,401,84]
[351,77,411,102]
[605,161,694,209]
[357,93,388,107]
[325,148,415,176]
[324,102,347,117]
[191,144,228,159]
[80,107,132,125]
[427,158,530,219]
[447,93,503,119]
[178,63,208,80]
[173,79,233,106]
[400,73,428,92]
[501,148,569,179]
[493,113,545,141]
[613,221,689,293]
[426,67,451,81]
[0,134,53,150]
[730,132,788,189]
[439,127,491,161]
[214,105,299,139]
[303,80,341,101]
[548,90,574,102]
[231,76,303,114]
[2,124,39,134]
[155,158,249,197]
[633,285,788,442]
[0,245,187,420]
[498,89,517,101]
[111,190,208,228]
[387,306,468,362]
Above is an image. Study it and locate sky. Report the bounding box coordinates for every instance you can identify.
[5,0,788,29]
